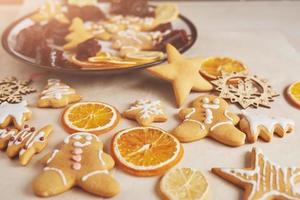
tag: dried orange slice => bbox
[125,51,165,63]
[62,102,120,135]
[155,4,179,24]
[160,168,209,200]
[287,81,300,107]
[200,57,248,80]
[111,127,183,176]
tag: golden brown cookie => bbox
[173,95,246,147]
[123,99,167,126]
[38,79,81,108]
[32,132,120,197]
[0,101,31,130]
[0,125,52,166]
[64,17,94,50]
[147,44,213,107]
[239,111,295,143]
[212,148,300,200]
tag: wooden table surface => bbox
[0,1,300,200]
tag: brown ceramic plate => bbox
[2,6,197,75]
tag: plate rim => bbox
[1,6,198,74]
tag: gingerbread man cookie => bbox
[239,111,295,143]
[38,79,81,108]
[123,99,167,126]
[212,148,300,200]
[33,132,120,197]
[173,95,246,147]
[0,125,52,166]
[0,100,31,130]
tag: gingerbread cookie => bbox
[0,76,36,104]
[239,111,295,143]
[123,99,167,126]
[31,1,69,24]
[33,132,120,197]
[0,101,31,130]
[64,17,93,50]
[38,79,81,108]
[0,125,52,166]
[147,44,213,107]
[212,148,300,200]
[173,95,246,147]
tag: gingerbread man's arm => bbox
[227,112,240,125]
[178,108,195,120]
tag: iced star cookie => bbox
[239,111,295,143]
[38,79,81,108]
[212,148,300,200]
[0,101,31,130]
[111,127,183,176]
[32,132,120,197]
[123,99,167,126]
[160,168,209,200]
[173,95,246,147]
[147,44,213,107]
[0,125,52,166]
[62,102,120,135]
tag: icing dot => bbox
[72,148,83,155]
[72,163,81,171]
[85,135,93,141]
[72,135,82,140]
[71,155,82,162]
[213,98,220,105]
[202,98,209,104]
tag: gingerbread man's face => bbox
[63,133,102,149]
[193,96,228,112]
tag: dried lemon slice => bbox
[287,81,300,108]
[125,51,165,62]
[62,102,120,135]
[155,4,179,24]
[111,127,183,176]
[200,57,248,80]
[160,168,209,200]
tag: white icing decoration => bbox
[8,126,33,146]
[202,98,220,125]
[73,141,91,148]
[64,132,98,144]
[82,170,109,182]
[185,108,195,119]
[242,111,295,136]
[220,148,300,200]
[0,101,30,126]
[44,167,67,186]
[98,150,105,166]
[210,121,233,131]
[0,129,16,138]
[46,149,59,164]
[40,79,75,100]
[204,108,213,124]
[126,100,164,119]
[19,131,46,156]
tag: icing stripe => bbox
[210,121,233,131]
[82,170,109,182]
[46,149,59,164]
[44,167,67,186]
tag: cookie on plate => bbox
[38,79,81,108]
[173,95,246,147]
[32,132,120,197]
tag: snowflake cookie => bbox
[211,72,279,109]
[212,148,300,200]
[0,77,36,104]
[123,99,168,126]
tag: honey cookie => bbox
[147,44,213,107]
[173,95,246,147]
[0,101,31,130]
[239,111,295,143]
[160,168,209,200]
[38,79,81,108]
[32,132,120,197]
[111,127,183,176]
[212,148,300,200]
[0,125,52,166]
[123,99,167,126]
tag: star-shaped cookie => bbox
[212,148,300,200]
[147,44,213,107]
[123,99,167,126]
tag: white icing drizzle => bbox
[0,101,30,126]
[73,141,91,148]
[185,108,195,119]
[19,131,46,156]
[81,170,109,182]
[40,79,75,100]
[46,149,59,164]
[98,150,105,166]
[219,148,300,200]
[44,167,67,186]
[64,132,98,144]
[126,99,164,119]
[8,126,33,146]
[201,98,220,125]
[184,119,205,131]
[0,129,16,138]
[210,121,233,131]
[242,111,295,136]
